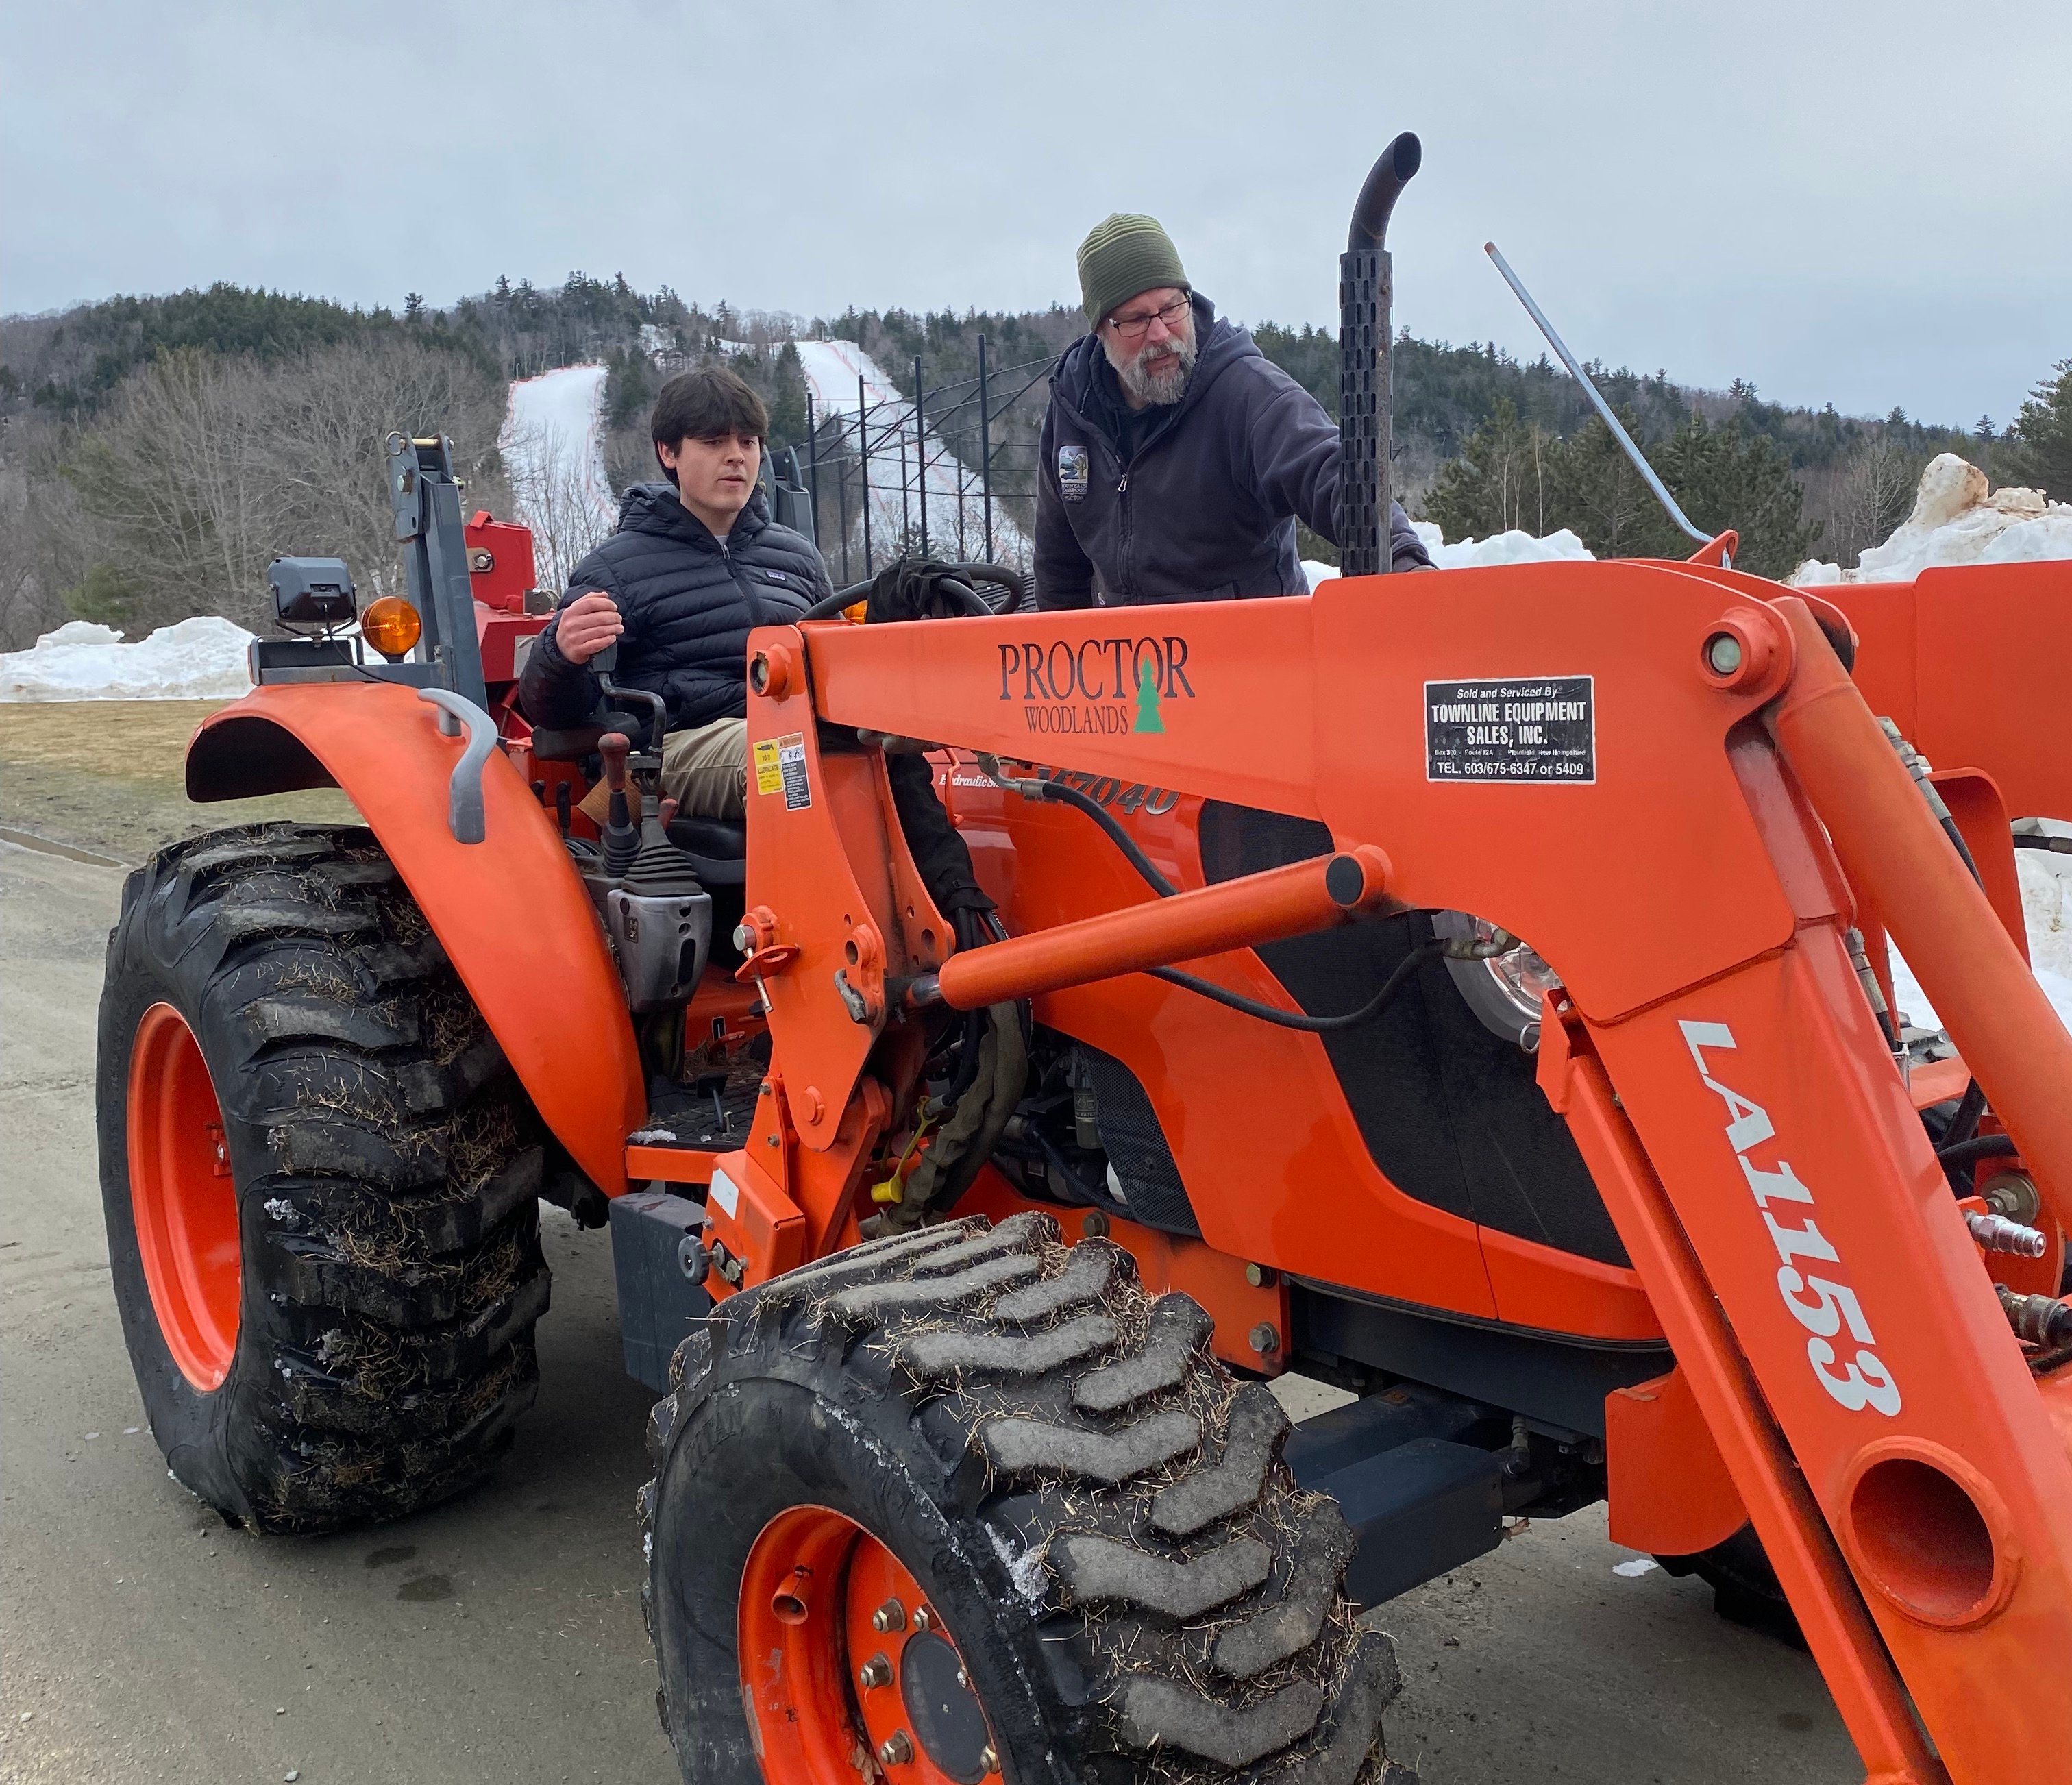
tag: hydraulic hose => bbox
[1149,939,1442,1034]
[1941,1077,1988,1150]
[1034,778,1180,898]
[1936,1133,2018,1170]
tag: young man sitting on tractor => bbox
[519,364,834,817]
[1035,212,1432,609]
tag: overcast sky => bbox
[7,0,2067,427]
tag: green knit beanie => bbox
[1076,214,1189,328]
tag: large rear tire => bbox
[96,823,549,1532]
[642,1211,1414,1784]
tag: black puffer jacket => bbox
[519,481,832,733]
[1035,293,1429,608]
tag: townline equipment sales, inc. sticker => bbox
[753,733,813,809]
[1424,677,1595,783]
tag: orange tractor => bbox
[99,135,2072,1785]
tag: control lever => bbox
[599,732,640,876]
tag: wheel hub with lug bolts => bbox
[739,1507,999,1783]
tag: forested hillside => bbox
[2,274,2064,646]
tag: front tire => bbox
[642,1211,1414,1784]
[97,824,549,1532]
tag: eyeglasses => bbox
[1103,293,1190,343]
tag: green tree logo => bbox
[1132,660,1166,733]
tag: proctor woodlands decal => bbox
[997,635,1196,737]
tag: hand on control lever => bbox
[554,592,623,665]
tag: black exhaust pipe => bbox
[1337,132,1421,577]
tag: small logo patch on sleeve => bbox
[1057,444,1090,502]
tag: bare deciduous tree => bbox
[504,418,617,595]
[1805,437,1923,569]
[45,336,511,637]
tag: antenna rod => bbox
[1483,242,1714,552]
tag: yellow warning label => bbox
[753,738,783,796]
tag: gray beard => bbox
[1113,336,1196,407]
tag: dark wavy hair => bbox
[650,365,768,484]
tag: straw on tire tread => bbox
[641,1211,1414,1784]
[97,822,548,1533]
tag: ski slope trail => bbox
[780,339,1031,567]
[502,364,617,589]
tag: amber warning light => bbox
[360,596,423,661]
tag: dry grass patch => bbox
[0,699,357,862]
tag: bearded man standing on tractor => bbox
[1035,213,1431,609]
[519,364,833,819]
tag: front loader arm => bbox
[744,562,2072,1785]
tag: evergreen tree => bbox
[604,345,657,431]
[1649,415,1822,578]
[1546,409,1688,560]
[2000,358,2072,502]
[63,561,145,628]
[1423,399,1556,541]
[769,341,809,448]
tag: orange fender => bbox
[186,682,641,1196]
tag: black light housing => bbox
[269,556,358,634]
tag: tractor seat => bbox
[527,715,642,763]
[667,815,747,887]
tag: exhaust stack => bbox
[1337,132,1422,577]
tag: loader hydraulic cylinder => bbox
[911,846,1392,1011]
[1766,598,2072,1217]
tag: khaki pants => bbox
[577,717,748,824]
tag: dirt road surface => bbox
[1,833,1862,1784]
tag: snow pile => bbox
[1793,454,2072,586]
[0,617,254,702]
[1303,523,1594,589]
[1891,850,2072,1037]
[1411,521,1595,570]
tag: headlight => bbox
[268,556,357,634]
[1432,910,1561,1052]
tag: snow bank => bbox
[1303,524,1594,589]
[1411,521,1595,569]
[1792,454,2072,585]
[1891,850,2072,1037]
[0,617,254,702]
